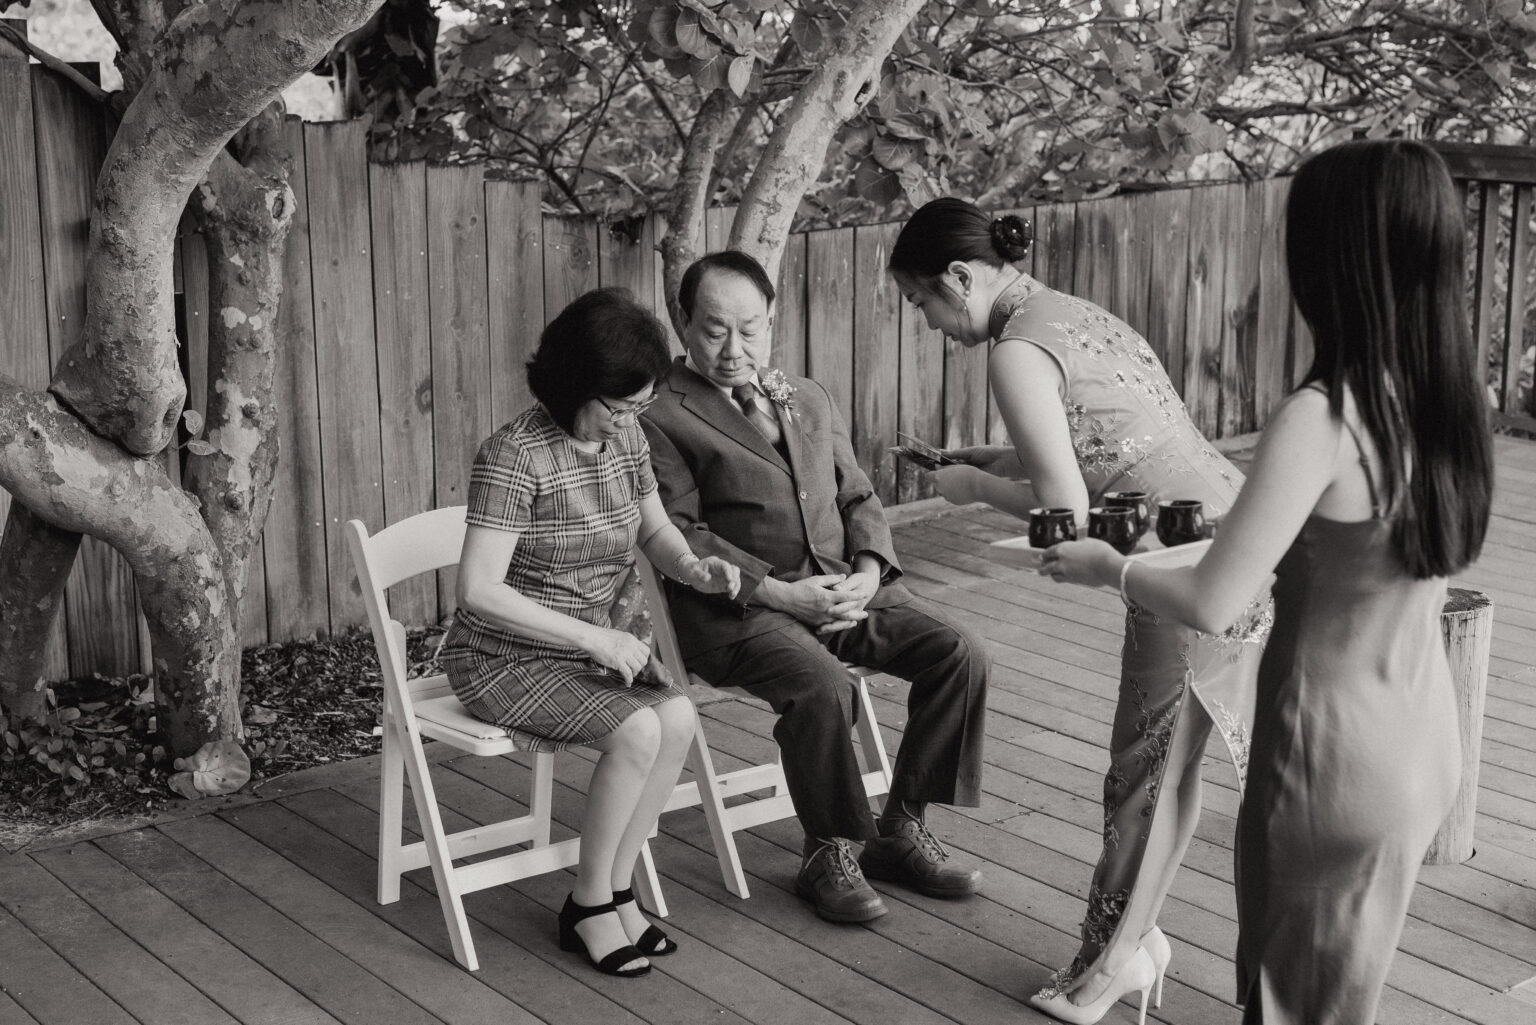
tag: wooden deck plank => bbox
[229,797,645,1025]
[157,814,537,1025]
[93,830,442,1025]
[0,854,237,1025]
[28,842,341,1025]
[2,440,1530,1025]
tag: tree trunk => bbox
[0,506,79,722]
[730,0,930,283]
[0,0,384,766]
[659,89,737,334]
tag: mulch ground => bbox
[0,627,443,850]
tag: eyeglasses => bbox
[597,395,657,424]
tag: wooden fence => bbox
[3,37,1533,680]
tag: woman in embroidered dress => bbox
[440,288,740,978]
[1043,140,1490,1024]
[889,198,1271,1023]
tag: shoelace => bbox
[905,817,950,861]
[811,838,864,883]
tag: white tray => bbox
[986,536,1214,571]
[1126,537,1213,568]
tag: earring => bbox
[963,284,972,300]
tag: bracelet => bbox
[672,551,700,584]
[1118,559,1138,608]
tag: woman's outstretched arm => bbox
[1044,388,1343,633]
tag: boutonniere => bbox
[760,368,797,414]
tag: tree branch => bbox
[659,88,737,332]
[0,21,110,105]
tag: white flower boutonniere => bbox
[760,368,797,414]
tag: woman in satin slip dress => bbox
[889,199,1272,1024]
[1043,139,1493,1023]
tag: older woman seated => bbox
[439,287,739,978]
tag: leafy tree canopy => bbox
[365,0,1535,224]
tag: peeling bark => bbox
[0,506,80,723]
[50,0,382,456]
[0,378,239,751]
[730,0,929,283]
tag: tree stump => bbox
[1424,587,1494,866]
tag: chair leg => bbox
[530,752,555,847]
[686,723,752,898]
[377,720,406,905]
[632,840,668,918]
[398,730,480,971]
[853,677,894,795]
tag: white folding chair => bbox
[635,553,894,898]
[347,507,665,971]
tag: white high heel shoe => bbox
[1140,926,1171,1009]
[1028,946,1157,1025]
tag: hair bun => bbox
[990,215,1034,261]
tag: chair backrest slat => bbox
[347,509,469,728]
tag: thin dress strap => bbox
[1339,418,1383,519]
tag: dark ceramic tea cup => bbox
[1088,506,1140,555]
[1156,499,1206,547]
[1028,507,1078,548]
[1103,490,1151,539]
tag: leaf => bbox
[854,156,903,206]
[727,54,754,97]
[872,135,922,171]
[676,10,718,61]
[185,440,216,457]
[181,409,204,436]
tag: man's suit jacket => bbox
[640,358,911,659]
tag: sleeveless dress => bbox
[989,276,1273,1000]
[440,405,674,752]
[1237,423,1460,1023]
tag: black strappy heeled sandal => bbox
[557,894,651,977]
[613,885,678,956]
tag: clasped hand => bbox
[773,571,879,634]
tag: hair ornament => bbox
[989,215,1034,261]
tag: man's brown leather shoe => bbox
[859,817,982,898]
[795,838,888,923]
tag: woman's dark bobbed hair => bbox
[890,197,1033,280]
[525,287,672,433]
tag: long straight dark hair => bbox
[1286,139,1492,578]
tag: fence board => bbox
[1071,198,1116,314]
[263,118,329,642]
[368,161,435,627]
[485,180,543,424]
[1034,202,1076,294]
[806,228,856,424]
[428,164,493,618]
[597,214,654,301]
[1219,183,1262,436]
[1144,188,1192,389]
[542,215,598,321]
[1470,183,1500,399]
[898,291,945,504]
[305,120,384,632]
[852,223,901,505]
[31,63,140,678]
[1182,184,1229,435]
[775,230,807,377]
[1117,192,1158,341]
[1499,186,1531,416]
[1253,178,1292,425]
[0,25,67,677]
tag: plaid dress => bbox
[440,405,674,750]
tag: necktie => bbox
[731,383,783,448]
